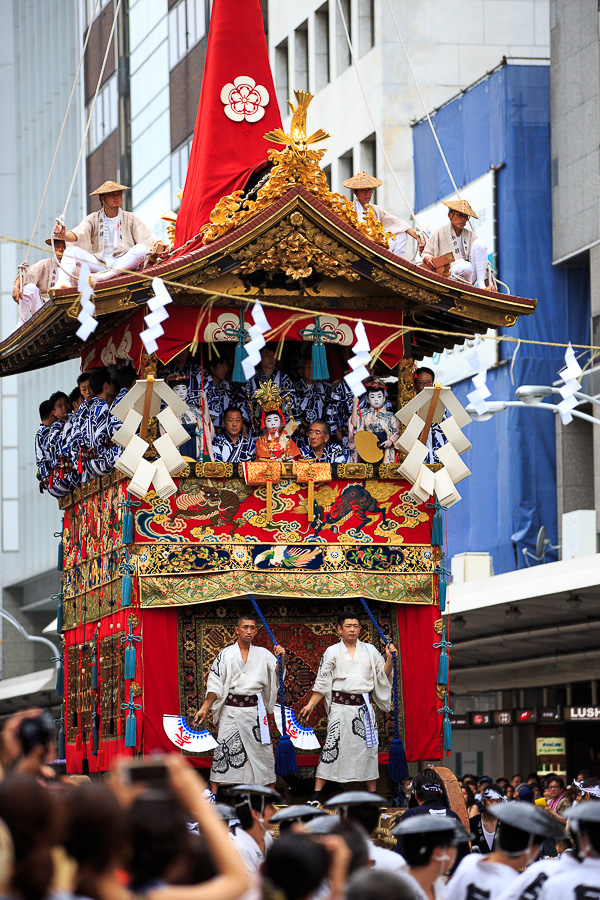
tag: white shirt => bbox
[538,856,600,900]
[230,828,273,876]
[403,871,447,900]
[496,853,580,900]
[447,853,519,900]
[103,214,119,265]
[368,841,406,871]
[483,823,496,851]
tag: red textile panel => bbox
[82,306,404,372]
[396,602,442,761]
[173,0,282,251]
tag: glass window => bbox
[83,0,112,30]
[171,138,192,208]
[129,0,167,50]
[131,109,170,182]
[86,74,119,154]
[339,150,354,199]
[358,0,374,55]
[336,0,351,74]
[275,39,289,117]
[295,22,309,93]
[361,135,376,201]
[315,3,330,91]
[130,42,169,119]
[168,0,206,69]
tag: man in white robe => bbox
[300,610,395,800]
[422,198,490,289]
[194,615,285,796]
[343,171,424,258]
[12,237,66,323]
[53,180,169,288]
[227,784,281,876]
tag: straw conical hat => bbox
[442,198,478,218]
[89,180,130,196]
[343,171,383,190]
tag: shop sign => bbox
[470,712,492,727]
[536,737,566,756]
[493,711,513,726]
[450,715,468,729]
[539,707,563,722]
[564,707,600,720]
[515,708,537,724]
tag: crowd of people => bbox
[0,708,597,900]
[34,341,443,496]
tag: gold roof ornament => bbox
[201,90,395,249]
[264,90,330,152]
[89,180,130,196]
[343,171,383,190]
[442,198,479,219]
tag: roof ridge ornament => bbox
[198,90,395,249]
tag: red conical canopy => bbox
[173,0,283,252]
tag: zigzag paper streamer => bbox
[140,277,173,355]
[75,263,98,341]
[344,319,371,397]
[163,715,218,752]
[241,300,271,380]
[274,705,321,750]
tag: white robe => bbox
[538,856,600,900]
[207,643,279,785]
[313,640,391,783]
[354,200,410,257]
[447,854,518,900]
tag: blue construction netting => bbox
[413,64,590,574]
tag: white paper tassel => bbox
[75,264,98,341]
[241,301,271,380]
[344,320,371,397]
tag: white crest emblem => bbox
[220,75,269,122]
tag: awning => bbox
[81,306,405,372]
[0,668,56,701]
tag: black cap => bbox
[305,813,340,834]
[567,803,600,826]
[325,791,386,810]
[270,805,329,825]
[393,815,457,838]
[225,784,284,804]
[490,802,564,840]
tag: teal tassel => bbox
[55,660,64,696]
[125,714,136,748]
[119,553,135,608]
[55,523,64,571]
[311,316,329,380]
[438,579,447,612]
[122,621,141,680]
[58,725,65,759]
[122,512,134,545]
[434,627,451,685]
[438,698,453,756]
[91,646,98,690]
[57,600,63,633]
[233,311,248,383]
[121,687,142,750]
[92,702,99,756]
[443,716,452,753]
[388,737,409,781]
[275,733,298,777]
[431,512,443,546]
[121,575,132,607]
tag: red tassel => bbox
[75,733,82,751]
[97,749,106,769]
[78,449,83,474]
[117,717,123,736]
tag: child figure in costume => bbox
[165,375,214,461]
[252,381,301,461]
[349,378,399,464]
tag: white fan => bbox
[274,705,321,750]
[163,715,218,752]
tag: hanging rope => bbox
[59,0,123,232]
[21,0,101,272]
[248,594,298,776]
[358,597,408,781]
[384,0,460,197]
[334,0,420,225]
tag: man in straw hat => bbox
[12,236,66,323]
[343,171,424,257]
[422,198,490,289]
[53,181,169,288]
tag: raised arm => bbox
[148,756,248,900]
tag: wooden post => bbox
[139,375,155,441]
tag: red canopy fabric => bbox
[82,307,404,372]
[173,0,283,252]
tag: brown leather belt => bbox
[333,691,366,706]
[225,694,258,708]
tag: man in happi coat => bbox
[12,237,66,324]
[344,171,424,257]
[300,610,395,801]
[193,614,286,797]
[53,180,169,288]
[422,198,490,289]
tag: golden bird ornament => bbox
[264,90,330,151]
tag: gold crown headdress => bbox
[253,380,286,427]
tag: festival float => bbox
[0,3,537,786]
